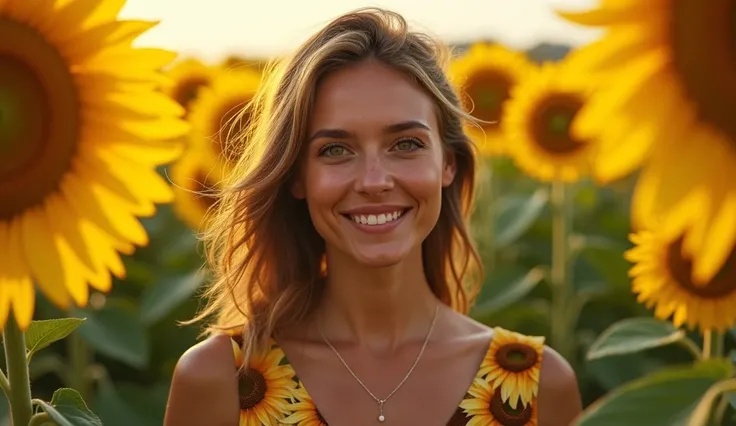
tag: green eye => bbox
[395,138,423,151]
[320,144,348,157]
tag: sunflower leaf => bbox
[587,318,690,361]
[574,359,734,426]
[139,269,206,325]
[35,388,102,426]
[73,303,150,369]
[24,318,86,362]
[470,266,546,317]
[494,188,549,248]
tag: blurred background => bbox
[1,0,735,425]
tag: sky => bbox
[119,0,602,62]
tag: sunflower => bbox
[188,68,262,172]
[162,57,214,115]
[478,328,544,409]
[625,229,736,333]
[0,0,187,330]
[449,43,536,156]
[503,62,595,182]
[558,1,736,285]
[459,377,538,426]
[169,151,223,231]
[282,383,329,426]
[231,338,298,425]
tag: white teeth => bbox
[350,210,404,226]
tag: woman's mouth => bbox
[346,208,407,226]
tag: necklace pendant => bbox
[378,415,385,422]
[378,400,385,422]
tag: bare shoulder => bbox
[164,333,240,426]
[538,345,583,426]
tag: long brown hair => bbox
[188,7,484,362]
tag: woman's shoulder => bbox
[164,333,240,426]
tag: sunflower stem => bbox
[2,315,33,426]
[0,364,9,398]
[28,412,51,426]
[67,331,91,400]
[550,180,575,364]
[701,330,724,360]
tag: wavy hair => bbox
[186,7,484,362]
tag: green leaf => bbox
[494,188,549,248]
[471,266,546,316]
[574,359,733,426]
[140,269,206,325]
[587,318,689,361]
[35,388,102,426]
[24,318,86,361]
[574,235,631,288]
[74,303,150,369]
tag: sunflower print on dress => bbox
[228,326,543,425]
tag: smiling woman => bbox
[164,8,582,426]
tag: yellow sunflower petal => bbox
[20,207,73,309]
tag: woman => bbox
[164,8,582,426]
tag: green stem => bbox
[550,181,575,364]
[0,365,9,398]
[2,315,33,426]
[701,330,724,360]
[677,337,704,360]
[28,412,51,426]
[67,332,90,399]
[712,394,730,426]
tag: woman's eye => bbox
[395,138,423,151]
[320,144,348,157]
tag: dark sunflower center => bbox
[316,408,328,425]
[173,76,209,112]
[463,70,513,129]
[214,99,251,164]
[531,93,585,154]
[666,237,736,298]
[671,0,736,152]
[446,406,470,426]
[238,367,267,410]
[0,18,79,221]
[488,390,533,426]
[495,343,538,373]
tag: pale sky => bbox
[119,0,602,62]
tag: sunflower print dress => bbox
[228,327,544,426]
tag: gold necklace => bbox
[317,304,439,423]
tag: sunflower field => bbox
[1,1,735,425]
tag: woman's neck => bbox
[315,245,440,352]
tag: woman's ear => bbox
[442,149,457,187]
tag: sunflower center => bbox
[670,0,736,152]
[667,237,736,298]
[173,76,209,112]
[316,408,328,425]
[0,18,79,221]
[463,70,513,129]
[495,343,538,373]
[214,99,251,164]
[531,93,585,154]
[239,367,267,410]
[488,390,533,426]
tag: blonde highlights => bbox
[187,8,484,363]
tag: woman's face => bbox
[293,60,455,267]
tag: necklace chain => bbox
[317,304,439,423]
